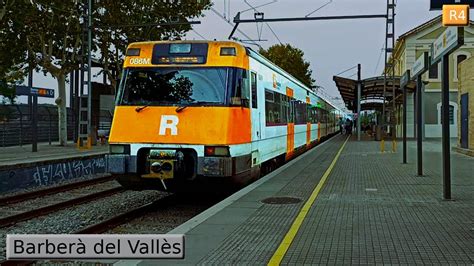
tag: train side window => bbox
[288,99,295,123]
[280,94,288,124]
[265,89,284,126]
[251,72,258,109]
[295,101,307,125]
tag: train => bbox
[106,40,346,191]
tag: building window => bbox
[457,54,467,79]
[428,62,439,79]
[440,104,455,125]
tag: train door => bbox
[286,87,295,160]
[250,71,261,167]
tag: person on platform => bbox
[338,117,344,134]
[345,118,353,135]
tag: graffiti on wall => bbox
[32,157,106,186]
[0,156,107,193]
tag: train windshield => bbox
[117,67,248,107]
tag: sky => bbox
[21,0,440,108]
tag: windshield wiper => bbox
[135,105,149,113]
[175,105,188,113]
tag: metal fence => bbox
[0,104,113,147]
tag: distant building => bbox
[388,15,474,138]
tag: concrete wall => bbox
[458,57,474,150]
[396,91,458,138]
[0,155,107,193]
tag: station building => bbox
[390,16,474,139]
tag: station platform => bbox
[126,134,474,265]
[0,142,108,169]
[0,142,109,193]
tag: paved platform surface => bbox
[0,142,108,168]
[124,134,473,265]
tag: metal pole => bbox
[87,0,93,146]
[382,0,388,129]
[28,96,32,119]
[441,54,451,200]
[402,81,407,164]
[357,64,361,141]
[69,72,74,143]
[413,87,417,138]
[74,69,80,142]
[28,58,37,152]
[390,0,396,150]
[417,75,423,176]
[391,71,396,148]
[48,109,52,145]
[70,71,74,112]
[32,96,38,151]
[234,14,387,23]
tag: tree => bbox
[1,0,84,146]
[259,44,315,88]
[1,0,211,146]
[0,0,29,104]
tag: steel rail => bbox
[0,195,177,266]
[0,175,115,206]
[0,187,124,228]
[76,194,177,234]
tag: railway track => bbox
[0,186,124,228]
[76,194,177,234]
[0,195,177,266]
[0,175,115,206]
[0,176,125,228]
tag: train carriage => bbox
[107,40,344,191]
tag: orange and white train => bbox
[107,40,345,191]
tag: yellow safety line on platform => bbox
[267,136,350,266]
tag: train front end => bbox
[107,41,253,191]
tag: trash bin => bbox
[375,126,382,141]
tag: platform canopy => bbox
[333,75,416,112]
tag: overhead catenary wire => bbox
[374,40,385,75]
[305,0,333,17]
[243,0,283,44]
[228,0,231,22]
[239,0,278,14]
[224,0,227,20]
[266,23,283,44]
[335,65,357,76]
[210,7,260,47]
[192,29,207,40]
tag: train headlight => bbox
[109,144,130,154]
[150,162,162,173]
[204,146,230,157]
[161,162,173,172]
